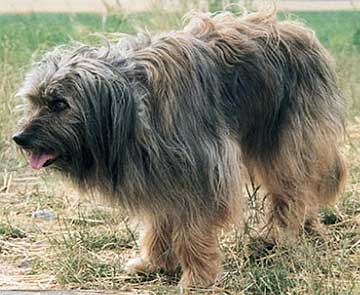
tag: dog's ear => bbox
[115,60,153,146]
[63,58,136,187]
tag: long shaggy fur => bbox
[14,11,347,287]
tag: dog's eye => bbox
[48,99,68,112]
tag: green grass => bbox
[288,11,360,53]
[0,12,182,68]
[0,7,359,294]
[0,222,26,239]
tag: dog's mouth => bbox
[28,152,59,170]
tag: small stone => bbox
[32,209,57,220]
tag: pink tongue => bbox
[29,153,56,170]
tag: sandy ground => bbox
[0,0,359,13]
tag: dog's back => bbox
[183,11,345,152]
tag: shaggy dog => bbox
[13,11,346,288]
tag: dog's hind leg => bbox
[305,150,347,231]
[248,139,346,243]
[314,151,347,206]
[255,168,309,244]
[126,214,177,274]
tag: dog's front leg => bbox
[172,215,220,288]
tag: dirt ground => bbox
[1,0,359,13]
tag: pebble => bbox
[32,209,57,220]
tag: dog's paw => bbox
[125,257,154,274]
[177,270,216,289]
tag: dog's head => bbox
[13,45,139,187]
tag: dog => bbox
[13,11,347,288]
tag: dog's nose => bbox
[12,132,27,146]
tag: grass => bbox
[0,5,359,294]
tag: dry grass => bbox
[0,3,359,294]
